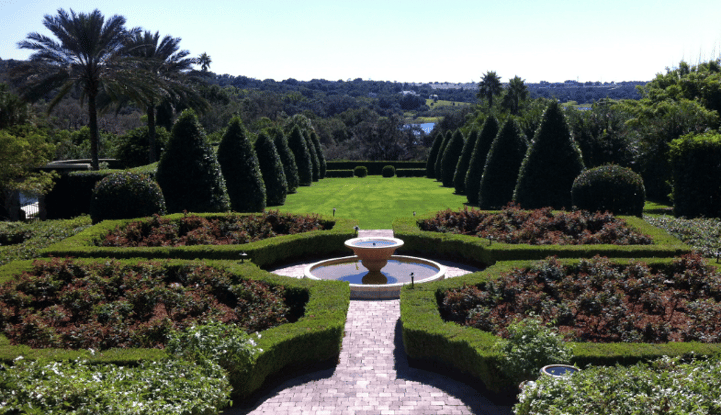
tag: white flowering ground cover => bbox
[515,356,721,415]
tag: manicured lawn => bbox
[273,177,467,229]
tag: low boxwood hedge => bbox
[392,213,691,266]
[41,213,357,267]
[326,161,426,175]
[396,168,427,177]
[325,169,354,178]
[400,258,721,394]
[0,257,350,401]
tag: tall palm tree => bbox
[124,31,207,163]
[502,76,529,115]
[477,71,503,109]
[197,52,212,72]
[15,9,155,170]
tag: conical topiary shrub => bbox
[479,118,528,209]
[453,128,479,194]
[156,110,230,213]
[310,131,327,179]
[426,133,444,178]
[217,117,266,212]
[435,131,453,180]
[255,132,287,206]
[304,130,320,182]
[287,125,312,186]
[465,116,499,205]
[514,101,585,209]
[441,130,465,188]
[269,127,299,194]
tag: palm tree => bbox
[15,9,155,170]
[124,31,207,163]
[477,71,503,109]
[197,52,212,72]
[502,76,529,115]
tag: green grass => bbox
[273,177,466,229]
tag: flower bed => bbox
[99,210,331,247]
[0,258,291,349]
[419,205,651,245]
[441,254,721,344]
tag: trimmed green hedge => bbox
[400,257,721,393]
[0,257,350,401]
[326,161,426,175]
[392,213,690,266]
[396,168,427,177]
[41,213,358,267]
[325,169,354,178]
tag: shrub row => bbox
[41,213,357,267]
[325,169,354,178]
[400,257,721,394]
[396,168,427,177]
[392,213,690,266]
[326,161,426,175]
[0,257,350,400]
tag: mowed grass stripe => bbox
[271,177,467,229]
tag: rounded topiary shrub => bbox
[90,172,166,224]
[382,165,395,177]
[354,166,368,178]
[572,164,645,216]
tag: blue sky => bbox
[1,0,720,84]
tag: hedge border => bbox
[0,257,350,400]
[326,161,426,175]
[40,213,358,267]
[396,168,427,177]
[392,212,691,266]
[325,169,354,178]
[400,257,721,393]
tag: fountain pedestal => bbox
[344,237,404,272]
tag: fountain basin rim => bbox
[304,254,446,291]
[344,237,404,249]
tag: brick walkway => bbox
[223,300,513,415]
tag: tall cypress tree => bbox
[255,132,288,206]
[479,119,528,209]
[304,130,320,182]
[287,125,312,186]
[426,133,444,178]
[156,110,229,213]
[217,117,266,212]
[464,116,499,205]
[269,128,299,194]
[514,101,585,209]
[441,130,465,188]
[310,131,326,179]
[453,128,479,194]
[434,131,453,180]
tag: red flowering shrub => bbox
[419,204,652,245]
[99,210,331,247]
[439,254,721,343]
[0,258,290,349]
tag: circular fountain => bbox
[305,236,446,299]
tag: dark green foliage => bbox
[441,130,465,187]
[254,132,287,206]
[155,110,230,213]
[217,118,266,213]
[453,129,479,194]
[479,119,528,209]
[304,130,320,182]
[90,172,166,224]
[310,131,327,179]
[426,133,444,178]
[354,166,368,177]
[669,132,721,218]
[325,170,354,178]
[465,116,500,205]
[114,126,169,168]
[572,165,645,216]
[269,128,299,194]
[287,126,312,186]
[382,165,396,177]
[434,131,453,180]
[327,161,425,175]
[514,101,585,209]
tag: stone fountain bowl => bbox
[344,237,404,272]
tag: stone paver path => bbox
[224,300,513,415]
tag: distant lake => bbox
[404,122,435,134]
